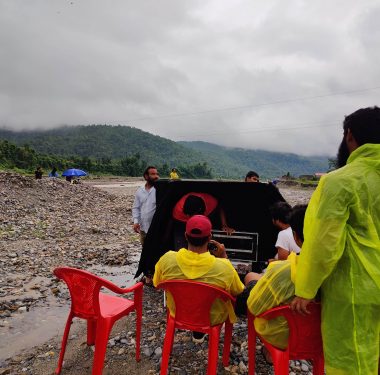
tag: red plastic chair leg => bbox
[160,318,176,375]
[222,322,232,367]
[270,347,290,375]
[247,314,256,375]
[92,319,113,375]
[312,357,325,375]
[207,326,221,375]
[55,312,74,374]
[135,293,143,362]
[87,319,97,345]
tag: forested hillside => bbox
[0,125,330,178]
[0,139,212,178]
[0,125,204,166]
[179,141,329,179]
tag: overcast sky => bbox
[1,0,379,156]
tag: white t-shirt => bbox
[275,226,301,257]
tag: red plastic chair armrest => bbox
[100,280,144,295]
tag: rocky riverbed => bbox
[0,173,314,375]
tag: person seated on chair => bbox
[172,192,234,250]
[234,205,307,361]
[153,214,244,342]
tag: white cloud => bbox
[0,0,379,156]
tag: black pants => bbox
[235,280,258,317]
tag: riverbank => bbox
[0,172,314,374]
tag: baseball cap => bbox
[185,215,212,238]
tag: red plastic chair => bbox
[53,267,143,375]
[157,280,236,375]
[248,303,324,375]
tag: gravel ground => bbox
[0,173,315,375]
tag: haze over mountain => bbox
[1,1,379,157]
[179,141,329,179]
[0,125,330,179]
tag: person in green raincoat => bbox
[291,106,380,374]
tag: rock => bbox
[143,347,153,357]
[301,362,309,371]
[154,347,162,357]
[230,364,239,373]
[239,360,247,373]
[50,287,60,296]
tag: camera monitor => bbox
[211,230,259,265]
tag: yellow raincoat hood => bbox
[175,249,217,279]
[153,248,244,325]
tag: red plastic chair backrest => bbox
[157,279,235,329]
[258,303,323,357]
[54,267,123,319]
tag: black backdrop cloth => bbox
[135,179,285,278]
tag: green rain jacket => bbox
[296,143,380,375]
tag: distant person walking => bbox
[291,107,380,374]
[132,166,160,246]
[48,167,59,178]
[34,166,43,179]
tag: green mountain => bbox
[0,125,204,166]
[179,141,329,179]
[0,125,329,179]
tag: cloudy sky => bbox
[1,0,379,156]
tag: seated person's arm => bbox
[219,207,235,235]
[276,247,290,260]
[208,239,228,258]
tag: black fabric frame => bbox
[135,179,285,277]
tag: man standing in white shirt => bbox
[132,166,159,246]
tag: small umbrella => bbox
[62,168,87,177]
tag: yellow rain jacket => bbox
[169,171,179,180]
[296,144,380,375]
[247,253,298,349]
[153,248,244,324]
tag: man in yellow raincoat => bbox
[291,106,380,374]
[153,214,244,340]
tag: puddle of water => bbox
[89,264,139,289]
[0,298,69,363]
[0,262,140,363]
